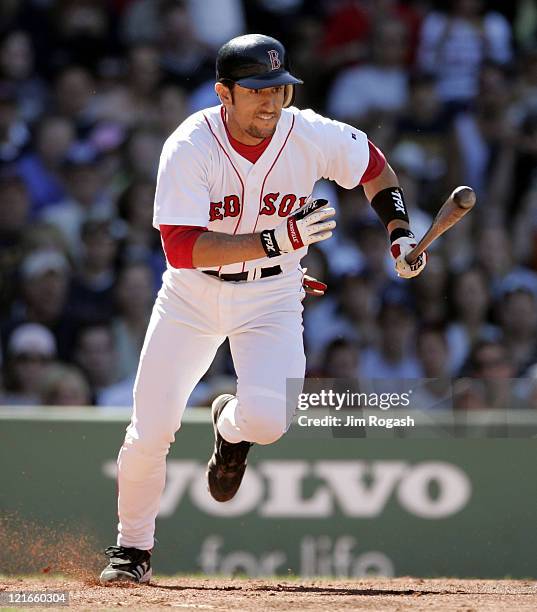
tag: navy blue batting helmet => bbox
[216,34,302,107]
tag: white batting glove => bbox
[260,198,336,257]
[390,234,427,279]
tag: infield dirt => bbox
[1,576,537,611]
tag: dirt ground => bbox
[1,517,536,610]
[1,576,537,611]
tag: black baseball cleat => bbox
[99,545,152,585]
[207,394,253,502]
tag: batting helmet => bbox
[216,34,303,108]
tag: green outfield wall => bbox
[1,408,536,578]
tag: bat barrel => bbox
[404,186,476,265]
[452,186,476,209]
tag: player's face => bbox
[225,84,285,144]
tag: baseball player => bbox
[100,34,426,585]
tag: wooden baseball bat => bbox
[405,186,476,264]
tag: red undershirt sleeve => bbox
[359,140,387,184]
[160,224,208,269]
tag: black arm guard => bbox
[370,187,409,228]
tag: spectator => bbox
[158,0,214,92]
[316,0,371,75]
[360,283,421,381]
[16,115,74,214]
[466,340,516,381]
[417,0,512,111]
[453,62,515,200]
[417,326,451,380]
[0,81,31,164]
[187,0,245,49]
[111,260,154,380]
[520,362,537,410]
[412,325,453,411]
[455,339,518,410]
[2,248,75,361]
[327,20,410,134]
[40,142,112,255]
[73,322,121,404]
[87,121,129,203]
[312,184,364,278]
[157,83,188,138]
[21,221,72,261]
[367,1,423,64]
[40,363,91,406]
[0,170,30,317]
[304,271,378,371]
[1,323,57,405]
[124,43,162,112]
[51,0,113,72]
[498,287,537,375]
[510,48,537,126]
[121,126,162,181]
[446,267,500,373]
[317,0,421,75]
[120,0,162,46]
[53,65,97,138]
[116,178,165,288]
[96,372,136,407]
[507,112,537,223]
[353,218,393,289]
[0,30,47,123]
[389,73,453,196]
[67,218,122,324]
[116,178,158,257]
[318,337,360,379]
[474,224,528,291]
[412,253,449,326]
[513,183,537,272]
[93,44,163,128]
[513,0,537,50]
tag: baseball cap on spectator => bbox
[21,249,69,280]
[496,269,537,300]
[8,323,57,358]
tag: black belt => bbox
[203,265,282,282]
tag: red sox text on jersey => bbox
[210,193,309,221]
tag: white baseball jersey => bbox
[153,105,370,274]
[118,104,373,551]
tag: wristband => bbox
[260,229,281,258]
[371,187,409,228]
[389,227,415,243]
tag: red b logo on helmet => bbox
[267,50,281,70]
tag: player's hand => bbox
[260,198,336,257]
[390,234,427,279]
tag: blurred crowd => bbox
[1,0,537,410]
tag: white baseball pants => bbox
[116,267,306,549]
